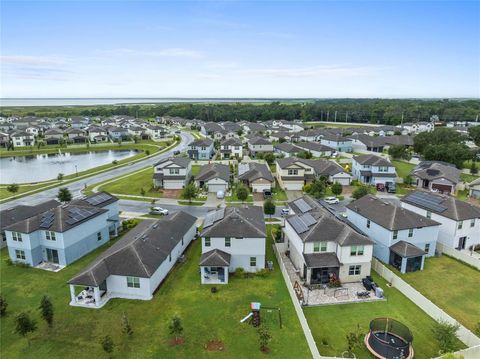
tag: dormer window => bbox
[45,231,56,241]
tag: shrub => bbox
[352,185,370,199]
[112,160,118,165]
[145,149,151,156]
[255,269,270,278]
[331,182,343,195]
[432,320,461,354]
[235,267,245,276]
[122,219,139,231]
[0,295,7,316]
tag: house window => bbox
[97,232,102,241]
[204,237,211,247]
[350,245,364,256]
[169,253,172,262]
[201,146,206,151]
[12,232,23,242]
[348,265,361,275]
[313,241,327,252]
[408,228,413,237]
[225,237,231,247]
[126,276,140,288]
[181,237,184,245]
[426,211,431,219]
[288,169,298,175]
[169,168,180,175]
[366,220,370,228]
[458,221,463,230]
[250,257,257,267]
[393,230,398,240]
[45,231,56,241]
[425,243,430,253]
[15,250,26,260]
[471,219,476,228]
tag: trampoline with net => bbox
[364,317,414,359]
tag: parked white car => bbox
[151,207,169,215]
[324,196,339,205]
[281,208,290,216]
[216,190,225,199]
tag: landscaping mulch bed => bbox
[169,337,185,346]
[204,339,225,351]
[162,189,182,199]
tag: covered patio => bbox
[199,249,231,285]
[389,241,426,273]
[69,283,109,309]
[303,252,340,285]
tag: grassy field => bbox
[0,226,310,359]
[97,167,163,198]
[460,172,480,183]
[304,272,465,358]
[391,160,415,179]
[399,255,480,332]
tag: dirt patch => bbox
[162,189,182,199]
[169,337,185,346]
[260,346,271,354]
[204,339,225,351]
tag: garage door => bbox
[284,181,304,191]
[252,183,271,193]
[208,183,227,193]
[333,177,351,186]
[431,183,453,194]
[164,180,185,189]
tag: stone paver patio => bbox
[280,251,385,306]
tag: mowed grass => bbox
[0,226,310,359]
[391,160,415,179]
[400,255,480,332]
[304,273,465,358]
[99,167,163,198]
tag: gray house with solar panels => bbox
[4,192,120,269]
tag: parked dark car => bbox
[173,150,180,155]
[263,189,272,199]
[385,181,396,193]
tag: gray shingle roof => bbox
[295,142,335,153]
[248,136,271,145]
[238,163,274,183]
[353,154,393,167]
[401,190,480,221]
[390,241,426,258]
[153,156,191,168]
[347,194,440,231]
[287,196,372,246]
[189,138,213,147]
[221,138,242,146]
[304,252,340,268]
[274,142,302,153]
[68,211,197,286]
[412,161,461,184]
[201,206,266,238]
[196,163,230,182]
[0,200,60,232]
[276,157,348,177]
[199,249,231,266]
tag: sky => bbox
[1,1,479,98]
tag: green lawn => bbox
[272,187,287,202]
[191,165,201,177]
[304,272,465,358]
[98,167,163,198]
[0,225,310,358]
[460,173,480,183]
[226,184,254,203]
[399,255,480,332]
[391,160,415,179]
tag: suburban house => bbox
[44,128,65,144]
[187,138,214,160]
[352,154,397,185]
[469,177,480,199]
[4,192,120,269]
[298,129,323,142]
[274,142,302,158]
[276,157,351,191]
[199,206,266,284]
[0,200,60,248]
[346,195,440,273]
[220,138,243,159]
[295,142,335,157]
[397,122,434,134]
[401,191,480,251]
[107,127,129,141]
[145,125,169,139]
[153,157,192,189]
[10,131,35,147]
[349,134,386,153]
[320,134,352,153]
[238,162,275,193]
[87,126,109,142]
[411,161,461,194]
[247,137,274,157]
[195,163,230,193]
[283,196,374,285]
[65,128,87,143]
[68,212,197,308]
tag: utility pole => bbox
[334,111,337,122]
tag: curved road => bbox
[0,132,194,210]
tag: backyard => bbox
[0,225,310,359]
[391,160,415,179]
[399,255,480,332]
[304,272,465,358]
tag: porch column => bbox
[224,268,229,284]
[94,287,101,304]
[200,267,205,284]
[420,255,426,270]
[69,285,76,303]
[400,258,407,274]
[305,268,311,285]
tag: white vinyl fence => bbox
[435,345,480,359]
[372,259,480,348]
[436,243,480,270]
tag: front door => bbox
[458,237,467,250]
[46,248,59,264]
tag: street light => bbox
[75,165,78,177]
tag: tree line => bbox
[1,99,479,124]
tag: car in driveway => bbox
[324,196,339,204]
[281,208,290,216]
[151,207,169,215]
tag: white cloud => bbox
[0,55,65,66]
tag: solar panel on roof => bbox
[300,213,316,227]
[85,193,111,206]
[294,198,312,213]
[66,207,99,224]
[406,192,447,213]
[289,216,309,234]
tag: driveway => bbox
[204,193,224,207]
[286,191,303,201]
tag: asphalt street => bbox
[0,132,193,210]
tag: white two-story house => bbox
[220,138,243,159]
[152,157,192,189]
[68,211,197,308]
[199,206,266,284]
[352,154,397,185]
[346,195,441,273]
[247,137,274,157]
[283,196,374,284]
[320,134,352,153]
[401,191,480,252]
